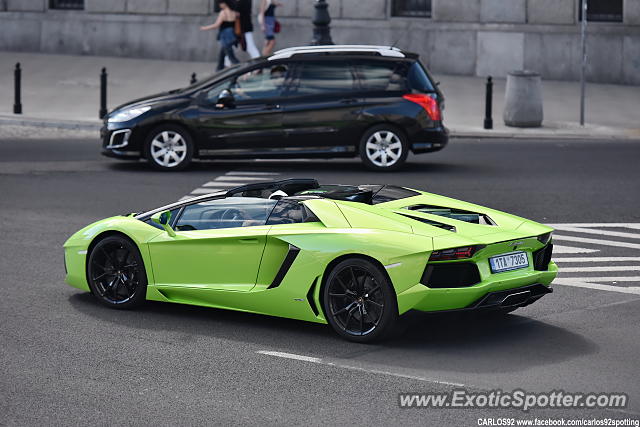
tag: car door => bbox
[147,197,277,293]
[279,60,366,153]
[190,63,293,154]
[255,199,324,290]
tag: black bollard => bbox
[483,76,493,130]
[99,67,108,119]
[190,72,197,85]
[14,63,22,114]
[311,0,334,45]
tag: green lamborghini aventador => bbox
[64,179,557,342]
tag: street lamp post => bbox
[311,0,334,45]
[580,0,587,126]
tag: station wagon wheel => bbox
[87,236,147,309]
[359,125,408,172]
[323,258,398,342]
[145,124,194,171]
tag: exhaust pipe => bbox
[500,290,532,307]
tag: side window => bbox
[289,62,356,96]
[355,61,408,92]
[174,198,277,231]
[266,200,321,225]
[229,64,290,101]
[407,62,436,92]
[205,79,232,103]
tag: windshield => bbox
[179,58,267,94]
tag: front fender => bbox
[63,216,164,292]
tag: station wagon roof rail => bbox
[268,45,405,60]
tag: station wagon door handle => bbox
[340,98,358,104]
[264,103,281,110]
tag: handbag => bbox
[274,20,281,34]
[234,16,242,37]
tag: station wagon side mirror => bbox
[151,210,176,237]
[216,89,235,109]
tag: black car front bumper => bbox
[101,124,142,159]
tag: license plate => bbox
[489,251,529,273]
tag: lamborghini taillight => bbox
[429,245,484,261]
[537,232,553,244]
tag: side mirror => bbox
[216,89,235,109]
[151,210,176,237]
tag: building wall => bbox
[1,0,639,84]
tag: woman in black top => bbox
[200,0,240,71]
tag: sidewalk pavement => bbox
[1,51,639,139]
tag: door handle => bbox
[340,98,357,104]
[264,103,281,110]
[238,238,259,244]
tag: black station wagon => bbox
[102,45,448,171]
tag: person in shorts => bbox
[259,0,282,56]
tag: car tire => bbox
[144,124,193,171]
[322,258,398,343]
[87,235,148,309]
[358,125,409,172]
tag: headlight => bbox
[108,106,151,123]
[537,232,552,244]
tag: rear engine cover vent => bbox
[405,205,496,225]
[397,213,456,232]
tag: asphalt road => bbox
[1,131,640,426]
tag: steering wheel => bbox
[220,208,250,222]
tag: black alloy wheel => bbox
[87,236,147,309]
[323,258,398,342]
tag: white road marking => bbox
[553,234,640,250]
[183,170,281,199]
[553,245,599,254]
[201,181,248,187]
[226,171,280,176]
[554,257,640,263]
[547,223,640,229]
[257,351,321,363]
[552,226,640,240]
[559,276,640,282]
[548,223,640,293]
[553,279,640,295]
[257,350,466,387]
[559,266,640,273]
[215,176,273,181]
[190,188,227,195]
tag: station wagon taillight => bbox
[403,93,442,121]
